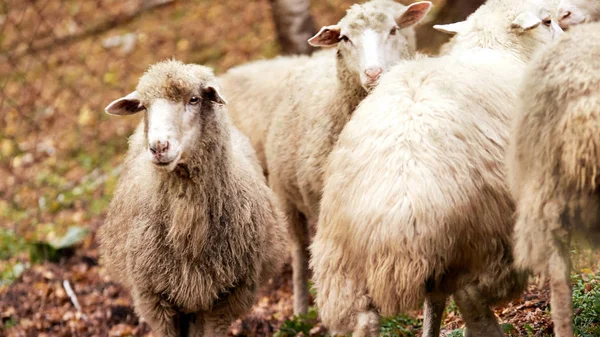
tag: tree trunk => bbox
[415,0,485,54]
[270,0,317,55]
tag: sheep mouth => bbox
[153,160,180,173]
[150,156,176,168]
[152,152,183,172]
[363,82,379,92]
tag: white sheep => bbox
[508,22,600,337]
[557,0,600,28]
[218,53,323,175]
[99,60,287,337]
[310,0,563,336]
[219,0,430,179]
[262,0,432,315]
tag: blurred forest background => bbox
[1,0,599,336]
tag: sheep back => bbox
[312,51,527,323]
[265,52,367,219]
[219,51,332,174]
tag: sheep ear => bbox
[205,85,227,105]
[433,21,468,35]
[396,1,432,28]
[105,91,144,116]
[511,12,541,32]
[308,25,341,47]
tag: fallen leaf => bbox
[78,106,96,127]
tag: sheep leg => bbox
[453,288,503,337]
[549,247,574,337]
[132,290,179,337]
[285,202,311,315]
[203,313,231,337]
[174,312,196,337]
[352,311,380,337]
[188,314,205,337]
[422,292,447,337]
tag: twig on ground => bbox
[63,279,89,321]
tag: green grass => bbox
[523,324,537,337]
[273,310,422,337]
[3,317,18,329]
[501,323,520,337]
[0,226,89,286]
[446,299,459,316]
[0,229,26,261]
[380,314,421,337]
[270,275,600,337]
[0,229,29,287]
[447,329,463,337]
[274,307,320,337]
[572,271,600,336]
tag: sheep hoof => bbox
[353,311,380,337]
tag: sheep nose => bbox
[149,140,169,156]
[365,67,383,81]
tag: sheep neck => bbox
[335,50,368,120]
[156,117,235,260]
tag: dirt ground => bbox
[0,221,557,337]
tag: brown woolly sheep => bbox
[99,60,287,337]
[508,22,600,337]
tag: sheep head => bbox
[105,60,226,172]
[557,0,600,29]
[434,0,563,59]
[308,0,432,91]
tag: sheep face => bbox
[557,0,600,28]
[507,5,563,47]
[434,0,563,57]
[142,94,204,170]
[308,0,432,91]
[105,61,226,171]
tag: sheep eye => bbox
[390,27,398,36]
[543,18,552,26]
[189,96,200,105]
[340,35,350,43]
